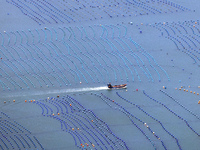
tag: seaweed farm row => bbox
[0,25,170,91]
[3,88,197,149]
[0,112,44,150]
[149,19,200,64]
[6,0,190,25]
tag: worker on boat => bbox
[107,83,127,89]
[107,83,113,88]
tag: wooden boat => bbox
[107,83,127,89]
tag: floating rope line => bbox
[151,20,200,65]
[31,95,128,149]
[143,90,200,136]
[116,91,183,150]
[0,112,44,149]
[160,90,200,120]
[98,93,157,150]
[6,0,190,25]
[0,25,170,91]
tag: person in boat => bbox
[107,83,127,89]
[107,83,113,88]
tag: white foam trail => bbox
[3,86,109,98]
[50,86,109,94]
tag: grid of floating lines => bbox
[27,89,200,150]
[149,20,200,64]
[1,0,198,150]
[0,112,44,150]
[6,0,191,25]
[0,25,170,91]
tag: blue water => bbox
[1,0,200,150]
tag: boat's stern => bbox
[107,83,113,89]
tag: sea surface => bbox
[1,0,200,149]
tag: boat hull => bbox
[107,84,127,89]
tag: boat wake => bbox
[3,86,109,98]
[57,86,109,94]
